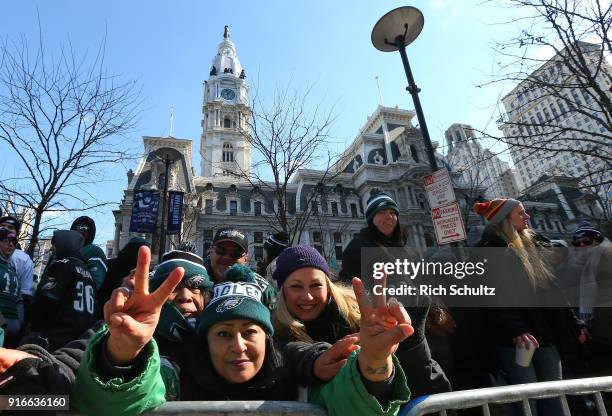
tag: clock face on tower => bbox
[221,88,236,101]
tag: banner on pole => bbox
[166,191,184,235]
[129,190,161,233]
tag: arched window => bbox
[222,143,234,162]
[224,117,231,128]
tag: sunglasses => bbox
[572,237,594,247]
[214,245,245,259]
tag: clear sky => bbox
[1,0,538,249]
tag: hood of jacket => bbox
[52,230,84,259]
[70,216,96,245]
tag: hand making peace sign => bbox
[353,274,414,382]
[104,246,184,365]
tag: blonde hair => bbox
[273,275,360,342]
[491,217,555,288]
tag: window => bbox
[254,246,263,260]
[314,245,323,255]
[311,201,318,216]
[331,202,338,217]
[222,143,234,162]
[334,246,343,261]
[205,199,213,214]
[313,231,322,243]
[350,203,358,218]
[254,201,262,216]
[254,232,263,244]
[203,229,214,252]
[230,200,237,216]
[333,232,342,244]
[224,117,231,128]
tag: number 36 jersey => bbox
[30,256,98,351]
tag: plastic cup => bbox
[515,341,536,367]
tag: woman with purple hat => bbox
[71,246,415,416]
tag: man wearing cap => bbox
[70,216,107,290]
[0,227,21,345]
[0,216,34,328]
[205,227,277,310]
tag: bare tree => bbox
[228,83,342,244]
[477,0,612,188]
[0,33,141,256]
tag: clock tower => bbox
[200,26,251,177]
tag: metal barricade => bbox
[143,401,327,415]
[401,376,612,416]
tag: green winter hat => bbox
[150,255,213,293]
[197,264,274,337]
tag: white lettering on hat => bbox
[212,282,262,302]
[220,230,245,240]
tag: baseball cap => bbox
[213,228,248,253]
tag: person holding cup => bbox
[474,199,585,416]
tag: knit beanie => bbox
[272,245,330,288]
[473,198,520,226]
[149,253,213,293]
[365,192,399,223]
[197,264,274,336]
[573,221,604,243]
[0,216,20,234]
[161,249,204,265]
[263,231,290,259]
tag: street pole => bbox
[395,35,438,172]
[158,158,171,263]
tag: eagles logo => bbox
[216,297,244,313]
[185,275,207,289]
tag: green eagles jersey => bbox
[0,256,20,319]
[80,244,108,290]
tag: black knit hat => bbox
[0,216,20,234]
[365,192,399,222]
[573,221,604,243]
[264,231,289,258]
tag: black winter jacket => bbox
[475,226,583,353]
[339,224,451,397]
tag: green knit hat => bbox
[149,254,213,293]
[197,264,274,336]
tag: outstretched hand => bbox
[104,246,184,365]
[353,275,414,381]
[313,334,360,381]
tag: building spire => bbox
[223,25,230,39]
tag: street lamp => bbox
[372,6,438,171]
[154,147,182,262]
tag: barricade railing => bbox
[56,376,612,415]
[401,376,612,416]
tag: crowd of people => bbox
[0,192,609,415]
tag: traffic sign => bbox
[423,169,456,209]
[431,202,466,245]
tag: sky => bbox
[1,0,547,249]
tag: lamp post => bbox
[154,147,182,263]
[372,6,438,172]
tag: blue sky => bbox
[2,0,535,249]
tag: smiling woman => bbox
[71,247,414,416]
